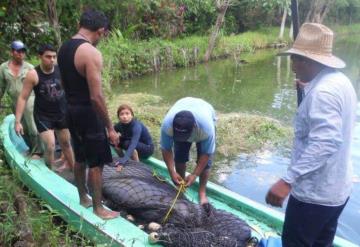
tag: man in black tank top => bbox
[15,44,74,172]
[57,10,120,219]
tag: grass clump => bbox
[216,113,292,158]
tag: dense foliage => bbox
[1,0,360,60]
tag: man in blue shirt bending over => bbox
[266,23,357,246]
[161,97,216,205]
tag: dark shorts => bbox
[282,195,348,247]
[67,104,112,168]
[174,141,212,169]
[34,114,68,133]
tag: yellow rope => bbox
[152,169,167,182]
[162,180,187,224]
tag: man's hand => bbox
[15,122,24,136]
[185,174,197,187]
[170,171,183,186]
[265,179,291,207]
[108,128,119,146]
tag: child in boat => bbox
[114,104,154,164]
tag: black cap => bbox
[173,111,195,142]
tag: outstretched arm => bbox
[15,69,37,135]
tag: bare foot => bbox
[94,207,120,220]
[31,153,42,159]
[199,194,209,205]
[80,196,93,208]
[54,153,65,164]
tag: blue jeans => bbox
[282,195,348,247]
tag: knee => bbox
[60,140,71,150]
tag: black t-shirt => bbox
[33,65,66,120]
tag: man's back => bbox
[57,39,91,105]
[161,97,216,154]
[161,97,216,137]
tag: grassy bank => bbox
[332,23,360,35]
[99,27,289,82]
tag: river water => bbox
[113,35,360,244]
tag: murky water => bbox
[113,35,360,244]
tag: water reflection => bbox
[115,50,298,122]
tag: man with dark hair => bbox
[161,97,216,205]
[57,10,120,219]
[15,44,74,172]
[266,23,357,246]
[0,40,42,158]
[79,9,110,32]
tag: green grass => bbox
[99,27,290,83]
[332,23,360,35]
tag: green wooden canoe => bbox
[0,114,357,247]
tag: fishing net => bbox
[102,159,252,246]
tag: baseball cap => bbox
[173,111,195,142]
[11,40,27,51]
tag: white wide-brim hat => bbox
[278,23,346,69]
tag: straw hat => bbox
[279,23,346,68]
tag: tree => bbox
[47,0,61,47]
[278,0,290,40]
[204,0,237,62]
[305,0,335,23]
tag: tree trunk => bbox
[305,0,334,23]
[204,0,231,62]
[47,0,61,47]
[279,7,287,40]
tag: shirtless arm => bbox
[15,69,37,135]
[83,46,119,146]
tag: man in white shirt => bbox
[265,23,357,246]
